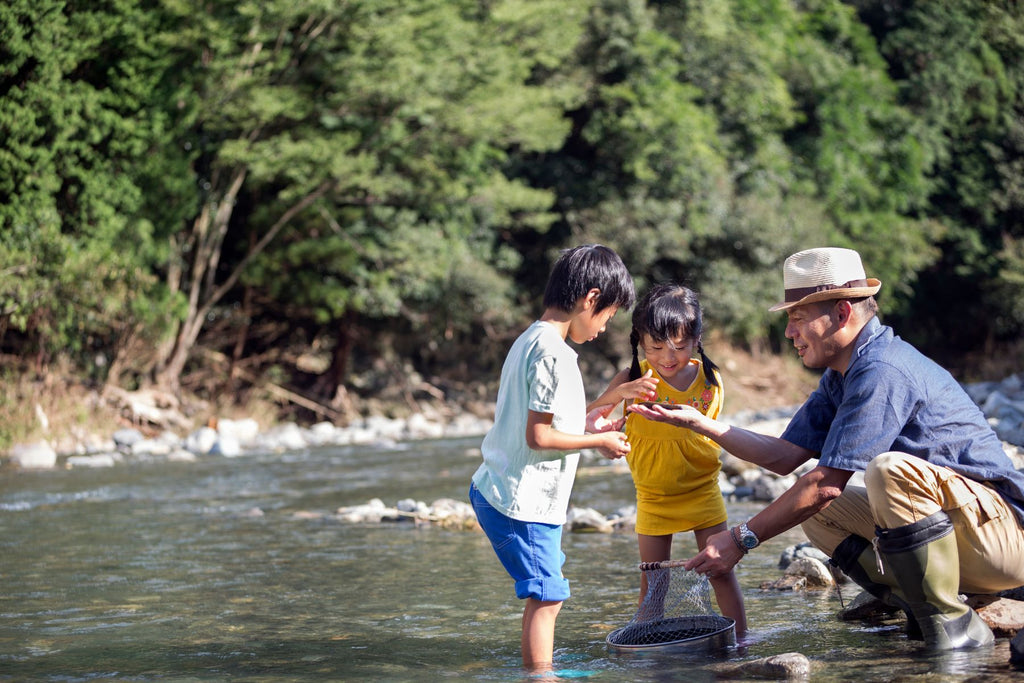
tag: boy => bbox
[469,244,635,673]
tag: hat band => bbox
[784,279,870,303]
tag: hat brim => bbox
[769,280,881,312]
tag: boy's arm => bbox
[526,410,631,459]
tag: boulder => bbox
[714,652,813,679]
[566,506,614,533]
[966,595,1024,637]
[783,557,835,588]
[9,441,57,469]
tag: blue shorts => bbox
[469,484,570,602]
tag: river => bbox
[1,436,1021,681]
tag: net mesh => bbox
[607,561,734,648]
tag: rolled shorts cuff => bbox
[515,576,571,602]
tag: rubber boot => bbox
[875,512,993,651]
[831,534,921,640]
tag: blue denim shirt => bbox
[782,317,1024,524]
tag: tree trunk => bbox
[154,175,337,396]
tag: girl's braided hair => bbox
[628,283,719,386]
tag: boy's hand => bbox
[586,403,625,433]
[594,430,630,460]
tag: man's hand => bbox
[626,402,707,431]
[684,528,744,578]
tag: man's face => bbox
[784,301,842,370]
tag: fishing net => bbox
[606,559,735,652]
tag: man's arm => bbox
[626,403,815,475]
[686,465,853,577]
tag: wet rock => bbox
[607,505,637,532]
[9,441,57,469]
[567,506,614,533]
[112,428,145,449]
[65,453,119,468]
[966,595,1024,637]
[783,557,835,588]
[336,498,399,523]
[752,473,797,502]
[428,498,478,529]
[760,574,807,591]
[837,591,903,622]
[779,542,831,571]
[714,652,813,679]
[185,426,218,455]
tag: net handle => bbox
[639,559,689,571]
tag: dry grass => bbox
[0,365,119,452]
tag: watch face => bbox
[742,534,758,549]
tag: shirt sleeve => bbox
[818,362,917,471]
[780,380,835,455]
[527,355,559,415]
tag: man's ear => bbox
[833,299,853,326]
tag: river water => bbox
[1,436,1021,681]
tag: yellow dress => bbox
[625,359,726,536]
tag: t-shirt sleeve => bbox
[526,355,559,415]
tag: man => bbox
[627,247,1024,650]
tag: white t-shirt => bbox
[472,320,585,524]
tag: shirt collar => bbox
[853,316,884,362]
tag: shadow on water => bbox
[2,437,1022,681]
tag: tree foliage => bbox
[1,0,1021,419]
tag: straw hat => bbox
[769,247,881,312]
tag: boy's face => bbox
[568,303,618,345]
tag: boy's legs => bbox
[522,598,562,673]
[470,485,571,670]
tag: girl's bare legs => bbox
[695,523,748,637]
[637,533,673,605]
[521,598,562,673]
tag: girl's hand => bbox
[593,430,631,460]
[619,369,659,402]
[586,403,624,433]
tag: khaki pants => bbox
[802,452,1024,594]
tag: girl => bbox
[589,283,747,636]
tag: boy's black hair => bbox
[542,244,636,313]
[628,283,720,387]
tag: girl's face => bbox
[640,332,695,380]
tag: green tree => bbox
[853,0,1024,361]
[151,0,591,407]
[0,0,188,381]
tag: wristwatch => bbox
[737,522,760,551]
